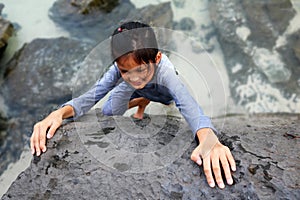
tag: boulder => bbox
[0,37,93,175]
[1,37,92,115]
[49,0,173,43]
[0,0,174,178]
[70,0,119,14]
[0,4,13,59]
[2,113,299,199]
[209,0,300,113]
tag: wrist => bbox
[196,128,215,143]
[55,105,74,119]
[196,128,219,158]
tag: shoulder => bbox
[155,53,179,84]
[157,54,176,74]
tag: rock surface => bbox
[0,0,174,176]
[0,3,13,59]
[1,37,92,115]
[2,112,299,199]
[0,37,93,175]
[70,0,119,14]
[0,0,174,177]
[49,0,173,43]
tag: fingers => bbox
[47,121,60,139]
[31,123,42,156]
[226,148,236,172]
[212,154,226,189]
[220,153,233,186]
[30,110,63,157]
[194,143,236,189]
[190,145,202,166]
[203,156,215,188]
[39,123,48,154]
[30,121,50,156]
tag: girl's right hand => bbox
[30,110,63,156]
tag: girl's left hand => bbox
[190,129,236,189]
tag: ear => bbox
[155,51,162,64]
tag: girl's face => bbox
[116,52,161,89]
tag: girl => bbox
[31,21,236,189]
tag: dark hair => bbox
[111,21,159,64]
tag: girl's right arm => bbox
[30,64,121,156]
[30,105,74,156]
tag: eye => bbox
[137,66,147,73]
[120,69,128,73]
[137,67,143,72]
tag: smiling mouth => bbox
[131,81,142,86]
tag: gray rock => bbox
[209,0,300,113]
[0,4,14,63]
[49,0,173,43]
[1,37,92,115]
[70,0,119,14]
[2,113,299,199]
[0,0,173,176]
[178,17,196,31]
[0,37,93,175]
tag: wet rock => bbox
[0,4,14,60]
[127,2,173,28]
[49,0,173,43]
[70,0,119,14]
[172,0,185,9]
[287,29,300,64]
[0,37,93,175]
[252,48,291,83]
[2,113,299,199]
[176,17,196,31]
[1,37,92,115]
[209,0,300,113]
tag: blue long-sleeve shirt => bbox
[63,54,216,136]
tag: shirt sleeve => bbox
[159,63,218,137]
[62,64,121,119]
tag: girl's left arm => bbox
[160,66,236,189]
[191,128,236,189]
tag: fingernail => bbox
[209,182,215,187]
[219,182,225,189]
[196,159,202,165]
[47,133,51,139]
[227,178,233,185]
[31,149,35,155]
[37,151,40,156]
[42,147,47,152]
[232,166,236,171]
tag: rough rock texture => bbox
[209,0,300,113]
[70,0,119,14]
[0,3,13,58]
[0,0,174,176]
[1,37,92,114]
[0,37,93,175]
[2,113,299,199]
[0,0,173,176]
[49,0,173,43]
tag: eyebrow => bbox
[114,62,128,73]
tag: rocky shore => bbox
[209,0,300,113]
[0,0,173,176]
[0,0,300,199]
[1,113,299,199]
